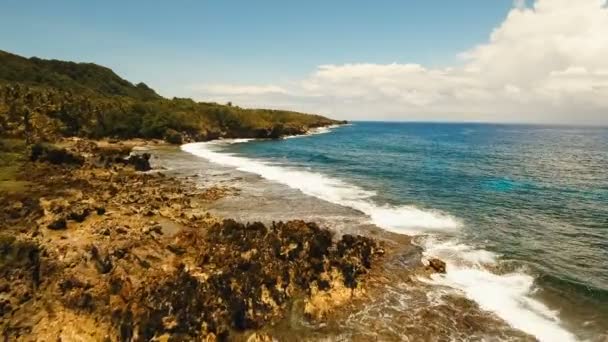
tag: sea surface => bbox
[180,122,608,341]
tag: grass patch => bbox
[0,138,29,193]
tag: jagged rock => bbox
[47,218,67,230]
[105,220,384,340]
[126,153,152,171]
[0,236,42,316]
[58,277,94,310]
[428,258,447,273]
[166,244,186,255]
[90,245,112,274]
[1,138,390,341]
[67,206,91,223]
[96,148,153,171]
[30,143,84,166]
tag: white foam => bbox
[420,237,577,342]
[208,138,255,145]
[422,236,498,266]
[181,140,577,342]
[181,142,460,233]
[284,124,345,139]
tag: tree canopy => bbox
[0,50,341,143]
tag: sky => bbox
[1,0,607,125]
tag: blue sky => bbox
[0,0,512,96]
[2,0,607,124]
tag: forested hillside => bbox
[0,50,341,144]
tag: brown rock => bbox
[47,218,67,230]
[428,258,447,273]
[90,245,113,274]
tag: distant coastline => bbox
[0,49,343,145]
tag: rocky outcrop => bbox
[0,138,384,341]
[110,220,384,340]
[99,152,152,172]
[427,258,447,273]
[220,124,309,140]
[125,153,152,171]
[163,129,184,145]
[30,143,84,166]
[0,236,42,321]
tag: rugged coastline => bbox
[0,134,394,341]
[169,139,539,341]
[0,131,546,340]
[0,50,545,341]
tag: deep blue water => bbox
[221,122,608,336]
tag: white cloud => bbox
[191,84,287,96]
[189,0,608,124]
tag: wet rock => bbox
[97,148,152,171]
[335,234,378,288]
[428,258,447,273]
[126,153,152,171]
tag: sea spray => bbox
[419,236,577,342]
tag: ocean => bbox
[180,122,608,341]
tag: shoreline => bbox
[176,127,582,341]
[0,132,402,341]
[0,123,576,340]
[154,139,540,340]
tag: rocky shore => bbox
[0,137,394,341]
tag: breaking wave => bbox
[181,138,577,342]
[182,141,460,233]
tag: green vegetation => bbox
[0,50,341,144]
[0,138,29,193]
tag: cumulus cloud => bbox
[190,0,608,124]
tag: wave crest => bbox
[181,142,460,234]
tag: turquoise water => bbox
[184,122,608,340]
